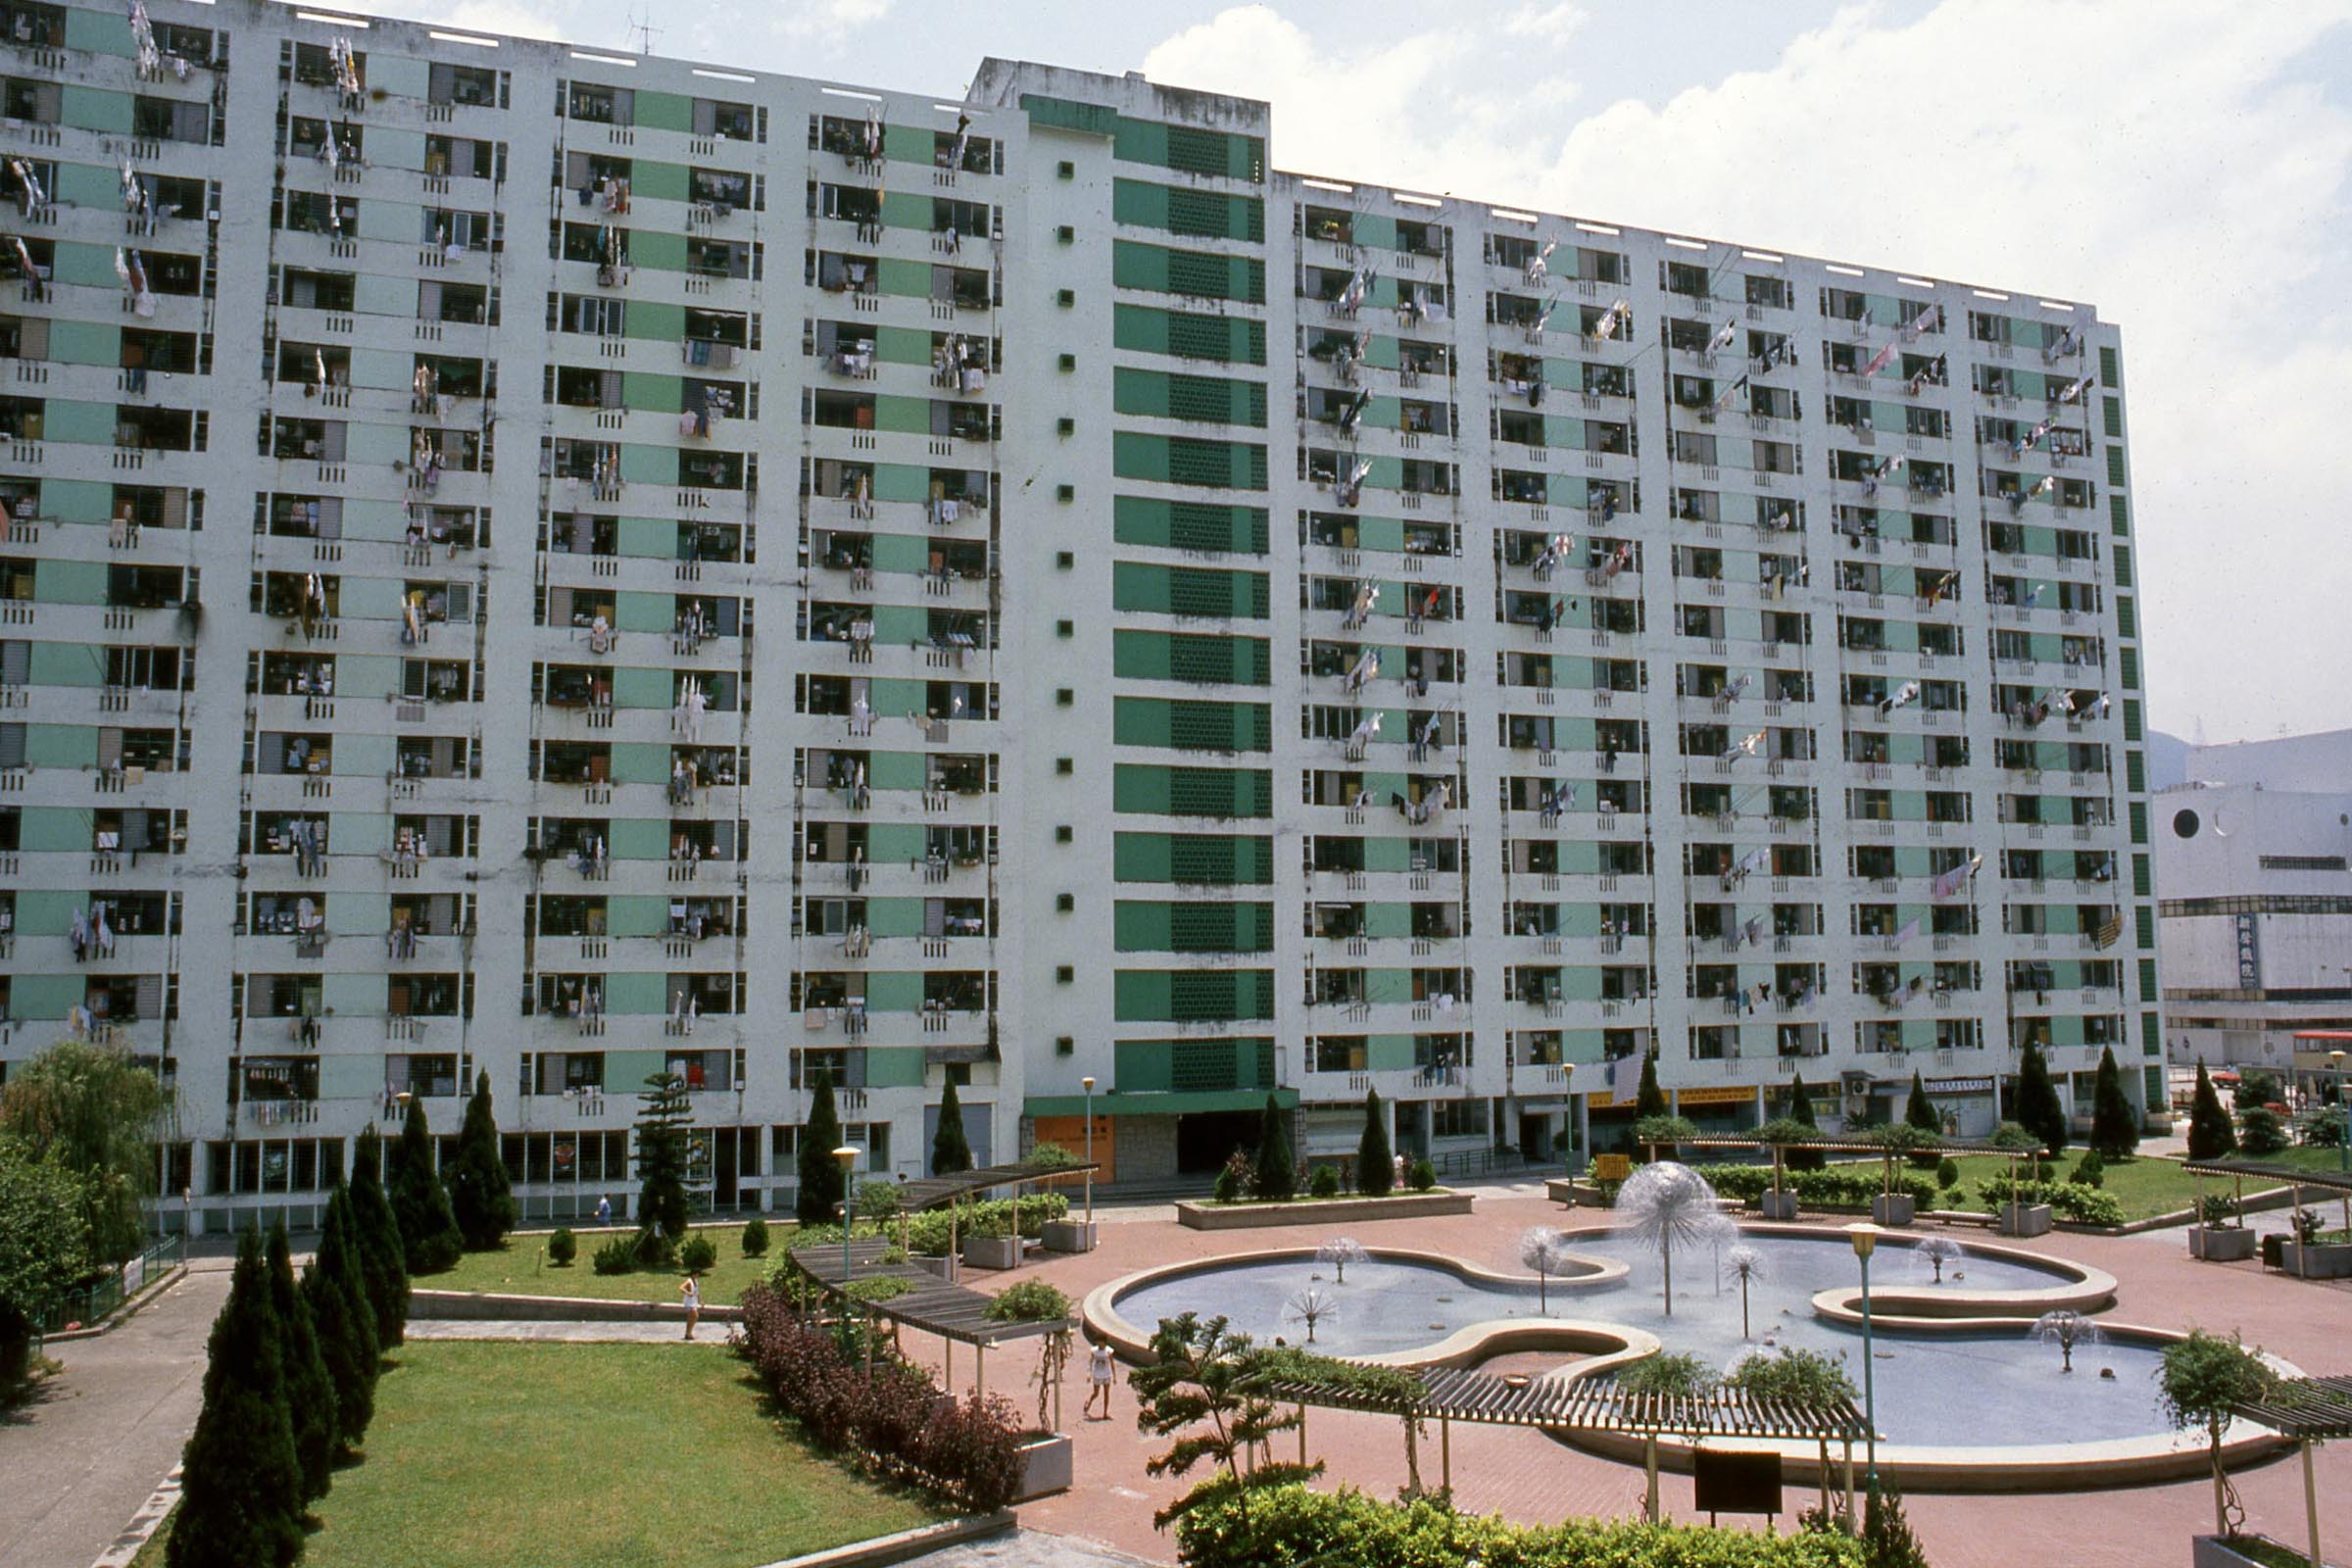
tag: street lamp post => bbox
[2332,1051,2349,1239]
[1082,1076,1096,1232]
[1845,1222,1880,1498]
[833,1145,859,1289]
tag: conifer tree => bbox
[2186,1061,2238,1161]
[169,1230,304,1568]
[1356,1089,1394,1196]
[444,1069,517,1250]
[931,1076,974,1177]
[796,1076,846,1226]
[1785,1072,1826,1172]
[388,1098,464,1274]
[2015,1040,2070,1157]
[631,1072,694,1239]
[1902,1070,1942,1167]
[2089,1045,2140,1159]
[1634,1052,1669,1121]
[1252,1094,1296,1200]
[266,1221,336,1503]
[303,1185,377,1453]
[347,1129,410,1347]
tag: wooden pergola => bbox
[2230,1374,2352,1567]
[1672,1130,2033,1214]
[787,1236,1074,1411]
[889,1154,1099,1211]
[1251,1364,1870,1525]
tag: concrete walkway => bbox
[405,1319,740,1345]
[893,1530,1160,1568]
[0,1261,229,1568]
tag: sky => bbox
[345,0,2352,745]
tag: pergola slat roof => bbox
[788,1237,1070,1347]
[2233,1375,2352,1439]
[2182,1159,2352,1199]
[1676,1132,2012,1158]
[890,1156,1098,1213]
[1254,1365,1868,1442]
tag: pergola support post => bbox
[1643,1433,1659,1523]
[2304,1438,2322,1568]
[1441,1416,1451,1494]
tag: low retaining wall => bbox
[754,1509,1014,1568]
[1176,1190,1473,1230]
[411,1288,745,1324]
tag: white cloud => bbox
[1503,3,1588,45]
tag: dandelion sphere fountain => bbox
[1615,1160,1735,1317]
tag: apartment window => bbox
[1055,619,1074,638]
[1055,1035,1074,1055]
[1055,758,1074,775]
[1057,161,1075,179]
[1058,354,1076,370]
[1056,551,1075,568]
[1056,485,1075,502]
[1055,825,1073,843]
[1055,688,1074,706]
[1055,965,1075,984]
[1056,893,1075,912]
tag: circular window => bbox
[2173,808,2200,839]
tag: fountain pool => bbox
[1099,1228,2183,1449]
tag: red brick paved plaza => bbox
[903,1188,2352,1568]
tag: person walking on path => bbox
[1084,1336,1118,1421]
[679,1273,702,1341]
[595,1195,612,1228]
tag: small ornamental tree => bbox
[1129,1312,1317,1530]
[0,1137,88,1387]
[1902,1071,1942,1167]
[388,1097,464,1274]
[2088,1046,2139,1159]
[2159,1329,2279,1539]
[796,1076,846,1226]
[2014,1040,2070,1157]
[348,1129,410,1347]
[445,1069,518,1250]
[633,1071,695,1240]
[303,1184,377,1453]
[1355,1089,1394,1197]
[2240,1105,2290,1157]
[1784,1073,1827,1172]
[265,1222,336,1504]
[931,1077,974,1177]
[169,1231,304,1568]
[1251,1095,1296,1201]
[1633,1053,1669,1122]
[2186,1063,2236,1161]
[1862,1482,1933,1568]
[0,1038,167,1266]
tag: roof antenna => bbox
[625,7,662,55]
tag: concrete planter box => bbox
[919,1252,960,1285]
[1997,1202,2053,1238]
[1176,1190,1473,1231]
[961,1235,1022,1271]
[1041,1218,1099,1254]
[1011,1432,1073,1501]
[2280,1240,2352,1279]
[1870,1193,1917,1227]
[2188,1226,2258,1262]
[1755,1191,1800,1220]
[2193,1533,2317,1568]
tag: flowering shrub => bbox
[1975,1177,2125,1227]
[739,1281,1022,1511]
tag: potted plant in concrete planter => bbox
[961,1210,1022,1271]
[2188,1194,2258,1263]
[988,1284,1075,1501]
[1867,1125,1926,1227]
[1753,1118,1808,1220]
[2278,1205,2352,1280]
[1988,1122,2054,1237]
[1025,1144,1097,1253]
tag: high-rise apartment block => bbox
[0,2,2162,1227]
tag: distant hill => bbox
[2148,730,2189,791]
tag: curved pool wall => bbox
[1087,1226,2288,1491]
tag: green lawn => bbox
[135,1341,936,1568]
[415,1223,788,1306]
[1940,1147,2347,1223]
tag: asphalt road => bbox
[0,1263,228,1568]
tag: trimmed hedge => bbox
[789,1194,1069,1257]
[1175,1485,1864,1567]
[1975,1177,2125,1227]
[1687,1165,1936,1208]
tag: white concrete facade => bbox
[0,8,2162,1230]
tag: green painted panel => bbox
[609,743,670,785]
[605,977,667,1016]
[323,973,384,1017]
[24,723,96,768]
[28,641,102,686]
[42,400,115,447]
[878,190,931,231]
[630,229,688,273]
[11,973,87,1018]
[866,822,925,861]
[863,1046,927,1089]
[881,122,933,165]
[46,318,118,368]
[864,972,922,1012]
[65,6,133,53]
[616,516,674,558]
[620,371,683,414]
[618,444,676,486]
[867,751,927,792]
[870,534,931,576]
[335,733,394,777]
[633,161,689,204]
[611,665,671,710]
[49,242,120,290]
[607,896,668,938]
[625,300,687,343]
[35,559,106,603]
[865,898,922,939]
[609,818,668,859]
[875,258,932,299]
[1367,1035,1415,1072]
[61,84,130,134]
[18,808,88,852]
[615,592,672,634]
[355,199,416,245]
